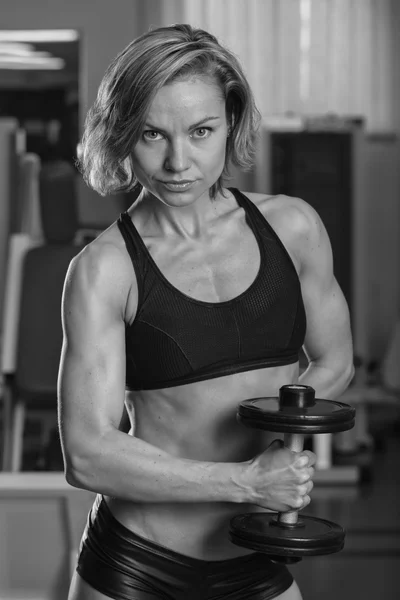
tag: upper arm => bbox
[267,195,353,374]
[58,239,134,473]
[289,199,353,372]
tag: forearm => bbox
[298,359,354,400]
[66,428,250,504]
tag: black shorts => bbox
[76,495,293,600]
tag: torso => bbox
[96,189,303,560]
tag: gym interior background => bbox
[0,0,399,598]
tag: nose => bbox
[164,139,191,173]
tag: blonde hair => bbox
[78,24,261,198]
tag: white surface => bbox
[19,153,43,241]
[0,472,73,491]
[0,119,18,329]
[1,234,40,374]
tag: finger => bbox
[298,483,309,496]
[292,496,305,509]
[299,467,315,483]
[295,455,309,468]
[297,480,314,499]
[303,450,317,467]
[297,495,311,511]
[267,439,284,451]
[298,469,311,484]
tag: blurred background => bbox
[0,0,399,599]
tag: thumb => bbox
[267,438,284,451]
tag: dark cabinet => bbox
[270,132,353,310]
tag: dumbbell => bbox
[229,384,356,563]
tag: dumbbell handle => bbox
[277,433,304,526]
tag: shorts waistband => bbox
[94,494,261,571]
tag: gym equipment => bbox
[229,384,356,563]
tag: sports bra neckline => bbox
[120,188,266,308]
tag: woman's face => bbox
[131,76,228,206]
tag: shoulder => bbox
[242,191,320,234]
[241,191,330,271]
[64,223,135,320]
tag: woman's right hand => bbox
[244,439,316,512]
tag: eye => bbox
[192,127,212,139]
[143,130,163,141]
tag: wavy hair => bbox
[77,24,261,198]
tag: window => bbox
[183,0,398,132]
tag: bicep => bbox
[298,208,353,369]
[58,247,128,467]
[302,273,352,368]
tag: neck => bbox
[135,187,230,240]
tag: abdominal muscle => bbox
[104,362,299,560]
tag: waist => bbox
[128,362,298,462]
[104,496,268,561]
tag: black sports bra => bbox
[117,188,306,390]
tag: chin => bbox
[160,191,200,207]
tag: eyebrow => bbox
[143,116,221,133]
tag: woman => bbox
[59,24,354,600]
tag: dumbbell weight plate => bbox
[231,387,354,562]
[229,513,345,558]
[237,397,356,434]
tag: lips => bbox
[162,180,194,184]
[160,180,195,191]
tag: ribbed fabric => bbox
[117,188,306,391]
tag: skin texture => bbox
[60,77,354,600]
[130,76,229,217]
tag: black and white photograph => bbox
[0,1,399,599]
